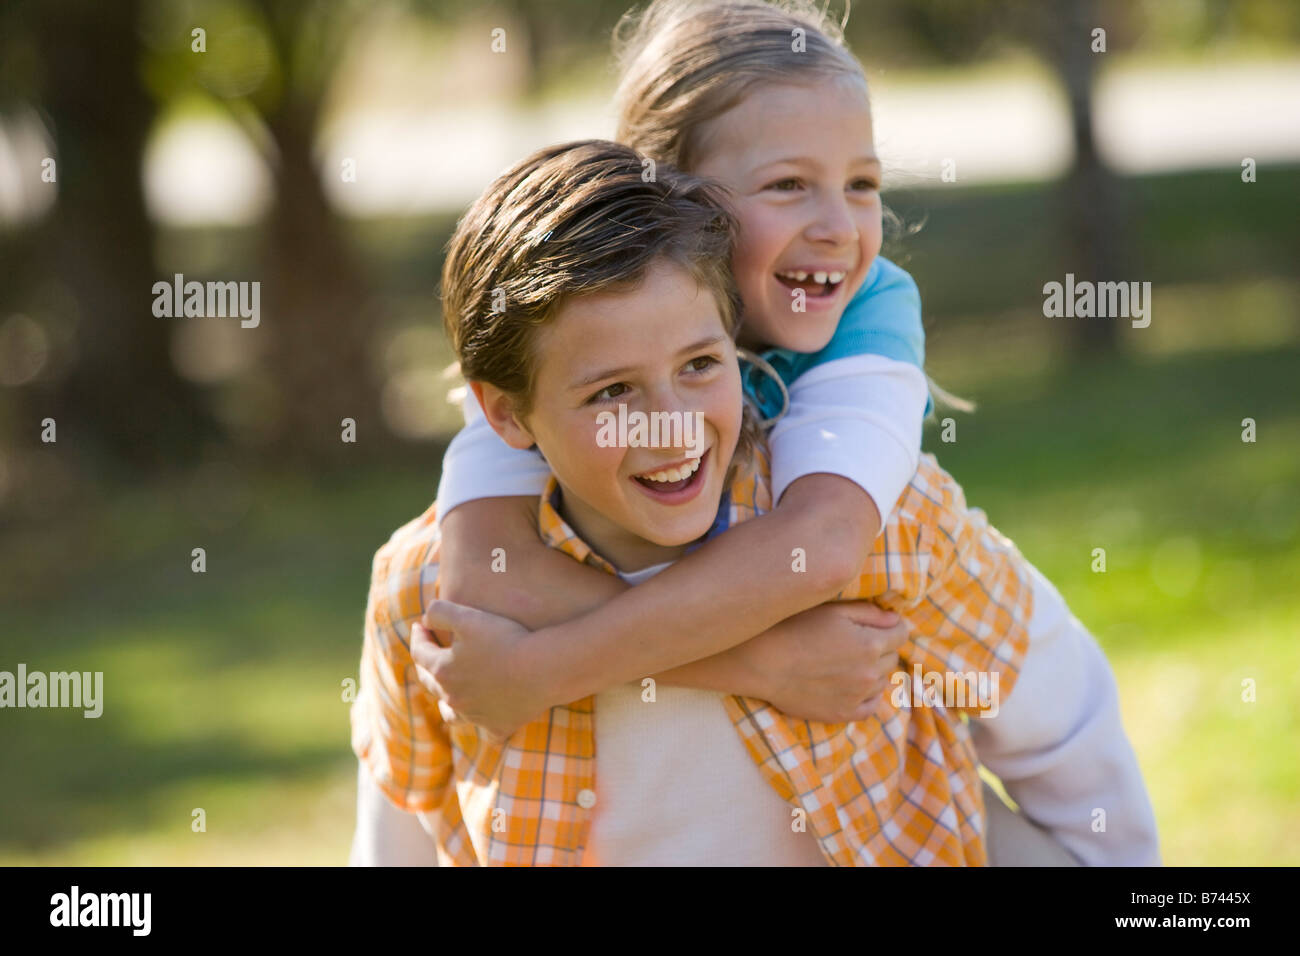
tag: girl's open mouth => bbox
[775,268,846,298]
[630,448,710,503]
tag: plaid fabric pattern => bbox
[351,450,1033,866]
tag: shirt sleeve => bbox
[435,392,552,526]
[839,457,1032,719]
[768,353,927,527]
[349,537,453,815]
[348,762,442,866]
[900,461,1032,718]
[966,563,1162,866]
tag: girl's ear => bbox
[469,381,537,450]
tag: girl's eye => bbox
[766,178,803,192]
[685,355,718,374]
[850,177,880,192]
[589,382,627,404]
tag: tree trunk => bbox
[1058,0,1124,359]
[257,100,383,463]
[28,0,216,471]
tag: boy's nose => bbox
[640,386,701,447]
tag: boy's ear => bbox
[469,381,537,450]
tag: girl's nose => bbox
[804,193,859,246]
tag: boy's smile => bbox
[629,446,712,504]
[477,258,742,573]
[691,74,884,354]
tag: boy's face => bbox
[692,74,883,354]
[479,258,743,571]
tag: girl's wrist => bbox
[516,625,578,708]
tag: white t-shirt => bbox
[580,561,828,866]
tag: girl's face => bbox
[691,74,883,354]
[476,258,743,573]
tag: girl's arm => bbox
[436,400,888,702]
[518,471,881,704]
[436,469,885,714]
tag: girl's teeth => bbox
[777,270,846,284]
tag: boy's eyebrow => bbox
[571,334,728,390]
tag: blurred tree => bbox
[877,0,1132,358]
[148,0,385,461]
[2,0,218,471]
[250,0,382,461]
[420,0,634,94]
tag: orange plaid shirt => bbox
[350,450,1033,866]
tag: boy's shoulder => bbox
[849,452,1021,603]
[367,499,443,629]
[888,452,1017,558]
[893,452,968,525]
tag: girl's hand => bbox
[739,601,908,724]
[410,599,552,742]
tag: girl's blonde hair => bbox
[613,0,863,172]
[612,0,973,415]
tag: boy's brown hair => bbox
[441,139,741,418]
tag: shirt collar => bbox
[536,472,747,574]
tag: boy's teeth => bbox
[828,271,845,283]
[813,271,828,284]
[640,457,700,483]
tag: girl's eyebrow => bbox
[755,154,881,172]
[570,334,728,391]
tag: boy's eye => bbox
[766,178,803,192]
[589,382,627,404]
[850,177,880,192]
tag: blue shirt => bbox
[739,256,928,421]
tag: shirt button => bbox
[577,788,597,809]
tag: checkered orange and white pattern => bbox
[350,450,1032,866]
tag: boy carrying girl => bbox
[349,140,1158,866]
